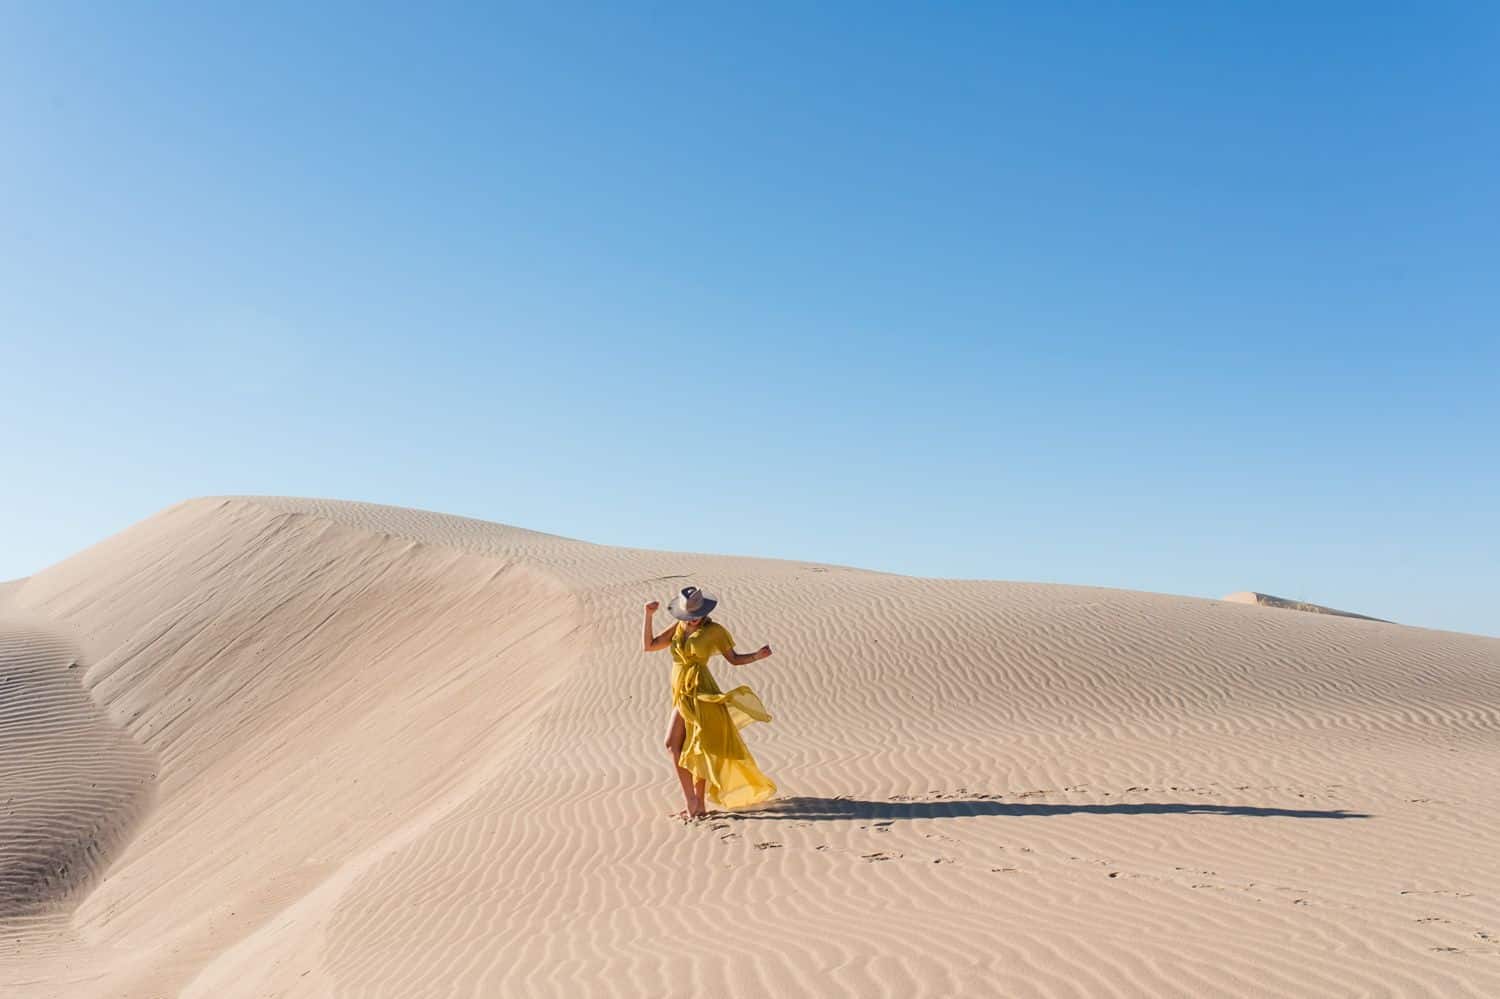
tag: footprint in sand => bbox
[753,841,782,850]
[862,851,900,862]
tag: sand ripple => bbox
[0,496,1496,997]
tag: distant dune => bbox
[1,497,1497,997]
[1222,590,1389,623]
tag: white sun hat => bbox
[667,585,719,621]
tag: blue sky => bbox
[2,4,1496,635]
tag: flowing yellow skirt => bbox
[672,661,776,809]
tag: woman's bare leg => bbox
[664,712,701,817]
[692,776,708,818]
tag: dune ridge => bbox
[1223,590,1388,623]
[1,496,1497,997]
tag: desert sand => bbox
[1,496,1497,997]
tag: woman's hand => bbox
[756,645,772,661]
[645,600,660,614]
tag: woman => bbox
[643,585,776,819]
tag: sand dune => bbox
[0,620,154,918]
[1223,591,1388,623]
[1,497,1497,997]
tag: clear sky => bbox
[3,4,1496,636]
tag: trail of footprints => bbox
[691,784,1498,959]
[700,781,1353,868]
[698,785,1125,867]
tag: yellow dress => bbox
[670,620,776,809]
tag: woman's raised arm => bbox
[643,601,677,652]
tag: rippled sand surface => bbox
[1,496,1496,997]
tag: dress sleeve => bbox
[715,624,736,658]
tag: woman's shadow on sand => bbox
[727,795,1370,822]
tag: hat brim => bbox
[668,596,718,620]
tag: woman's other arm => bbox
[725,644,773,667]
